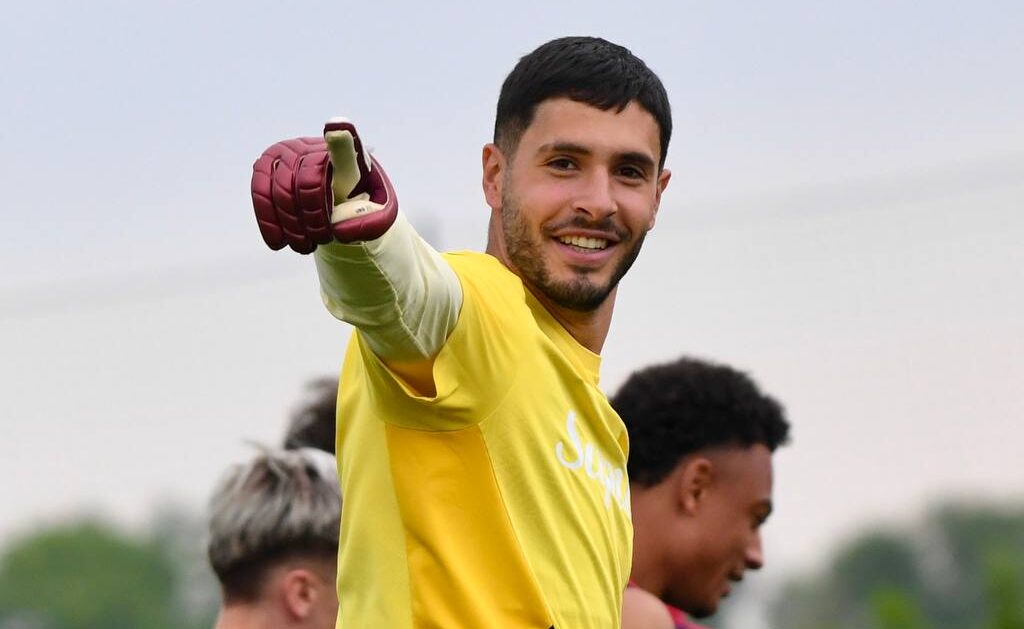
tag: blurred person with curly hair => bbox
[614,357,791,629]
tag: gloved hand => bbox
[250,118,399,253]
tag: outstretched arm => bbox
[250,119,462,388]
[314,213,461,363]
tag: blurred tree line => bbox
[2,499,1020,628]
[0,505,217,629]
[772,500,1024,629]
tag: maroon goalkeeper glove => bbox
[250,118,398,253]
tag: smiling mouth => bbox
[557,235,609,251]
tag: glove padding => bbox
[251,119,398,253]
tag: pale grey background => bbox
[2,0,1022,622]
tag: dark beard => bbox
[500,190,645,312]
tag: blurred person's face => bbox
[666,445,773,618]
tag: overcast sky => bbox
[2,0,1022,610]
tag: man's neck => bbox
[526,283,615,354]
[486,219,614,354]
[485,219,614,352]
[214,604,287,629]
[629,485,676,598]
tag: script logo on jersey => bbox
[555,410,630,513]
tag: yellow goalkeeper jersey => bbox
[334,251,632,629]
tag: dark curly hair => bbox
[494,36,672,169]
[282,377,338,454]
[611,357,791,487]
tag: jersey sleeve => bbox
[341,252,529,431]
[314,212,462,362]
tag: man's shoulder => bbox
[622,587,674,629]
[623,585,710,629]
[443,251,508,276]
[442,251,524,301]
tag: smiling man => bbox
[482,96,664,348]
[251,36,671,628]
[612,357,791,629]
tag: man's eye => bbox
[618,166,646,180]
[547,158,576,170]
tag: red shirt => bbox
[666,602,710,629]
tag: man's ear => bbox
[677,456,713,516]
[482,143,506,211]
[648,168,672,230]
[281,568,320,620]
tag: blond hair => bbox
[206,447,340,601]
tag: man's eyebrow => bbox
[537,141,591,156]
[618,151,656,171]
[537,143,656,170]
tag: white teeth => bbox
[558,235,608,250]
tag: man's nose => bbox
[573,170,617,221]
[745,532,764,570]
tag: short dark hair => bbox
[282,377,338,454]
[494,36,672,169]
[612,356,791,486]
